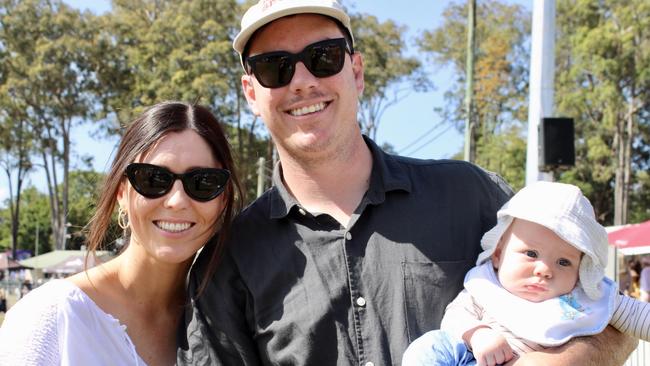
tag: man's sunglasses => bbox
[125,163,230,202]
[245,38,352,88]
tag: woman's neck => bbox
[108,247,189,312]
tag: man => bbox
[177,0,636,364]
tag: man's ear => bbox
[242,74,261,116]
[351,52,365,96]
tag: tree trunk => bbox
[614,100,634,227]
[61,119,71,250]
[613,121,625,226]
[11,168,24,259]
[3,117,30,259]
[6,170,18,260]
[622,95,635,225]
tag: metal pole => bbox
[463,0,477,163]
[525,0,555,185]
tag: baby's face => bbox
[492,219,582,302]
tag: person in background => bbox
[639,256,650,302]
[0,287,6,313]
[177,0,637,365]
[0,101,242,365]
[622,258,641,298]
[19,279,32,299]
[403,182,647,366]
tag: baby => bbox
[403,182,650,366]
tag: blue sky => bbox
[0,0,530,203]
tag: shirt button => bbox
[298,208,306,215]
[364,362,374,366]
[356,297,366,307]
[345,232,352,240]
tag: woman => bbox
[0,102,242,365]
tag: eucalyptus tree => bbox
[0,170,103,254]
[97,0,268,202]
[417,0,530,189]
[0,89,34,258]
[97,0,241,120]
[555,0,650,224]
[0,0,98,249]
[1,4,34,259]
[0,186,51,255]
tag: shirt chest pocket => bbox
[402,260,473,342]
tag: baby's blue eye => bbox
[525,250,538,258]
[558,258,572,267]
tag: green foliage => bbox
[418,0,530,133]
[476,127,526,191]
[0,70,34,256]
[417,0,530,186]
[555,0,650,224]
[629,170,650,223]
[0,170,106,253]
[0,0,101,249]
[95,0,271,203]
[65,170,104,249]
[1,0,96,119]
[1,0,646,234]
[98,0,242,124]
[418,0,648,224]
[0,186,51,254]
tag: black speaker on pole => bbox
[539,117,575,170]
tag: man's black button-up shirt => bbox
[178,137,512,366]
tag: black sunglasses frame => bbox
[245,38,352,88]
[124,163,230,202]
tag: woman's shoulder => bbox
[5,279,78,317]
[0,280,80,364]
[0,278,132,364]
[1,279,86,331]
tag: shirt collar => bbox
[268,136,412,219]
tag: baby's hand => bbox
[469,327,514,366]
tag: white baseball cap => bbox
[477,181,610,300]
[233,0,354,59]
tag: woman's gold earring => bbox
[118,207,129,230]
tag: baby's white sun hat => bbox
[477,181,609,300]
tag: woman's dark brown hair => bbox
[86,101,242,293]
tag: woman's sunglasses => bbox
[125,163,230,202]
[245,38,352,88]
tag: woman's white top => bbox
[0,279,147,365]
